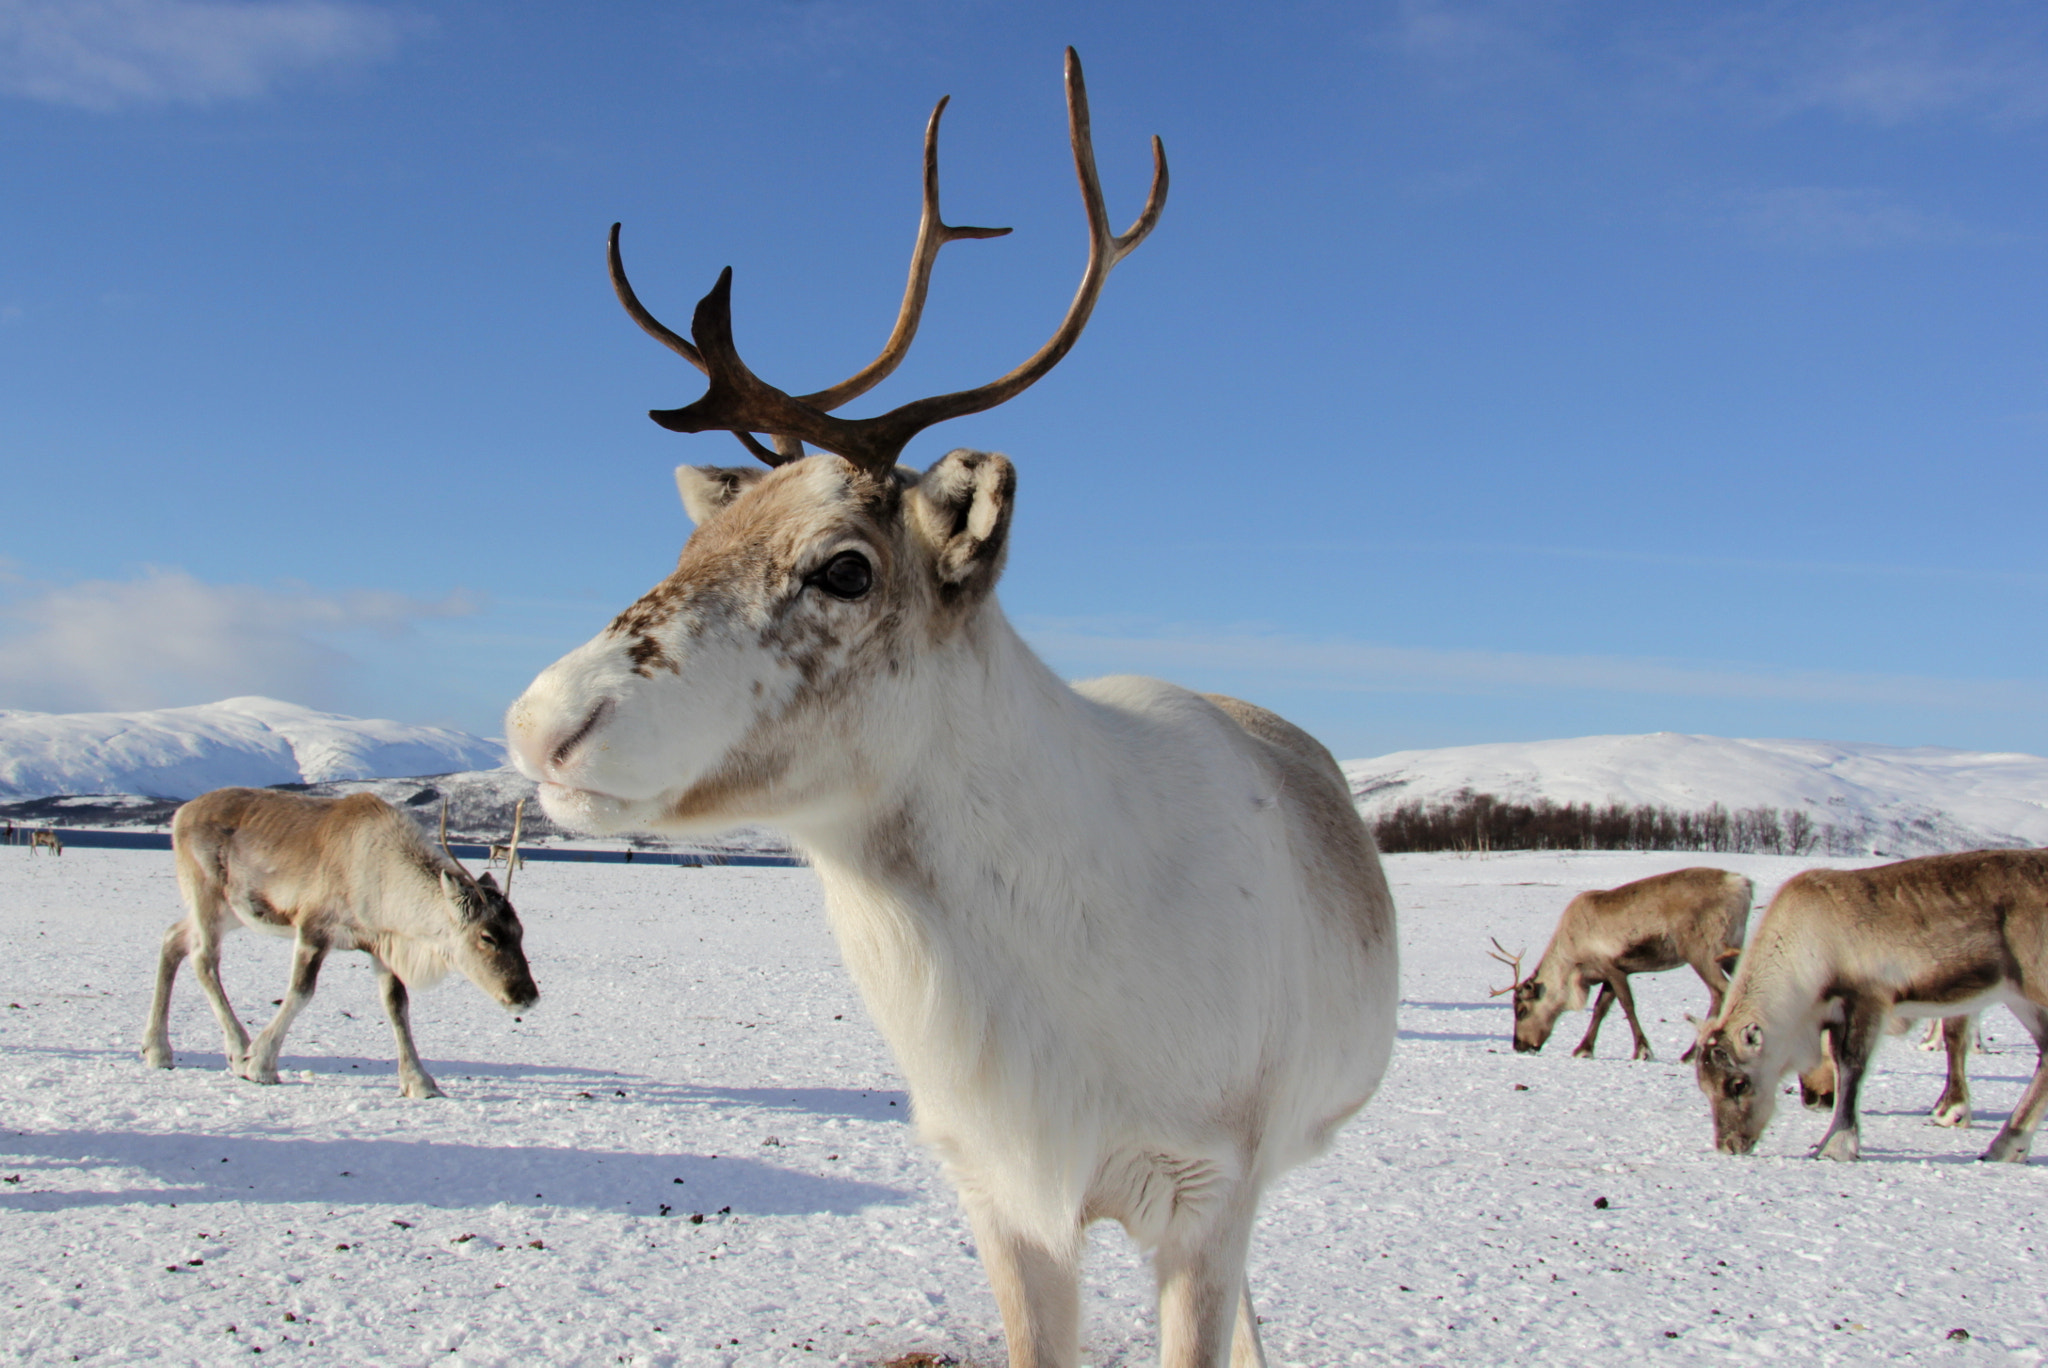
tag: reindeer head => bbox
[1487,939,1557,1053]
[506,51,1164,841]
[432,801,538,1009]
[1694,1018,1776,1154]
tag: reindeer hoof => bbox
[1931,1103,1972,1129]
[1810,1133,1860,1162]
[401,1079,446,1100]
[1632,1047,1655,1063]
[1571,1045,1594,1059]
[141,1048,172,1070]
[1980,1136,2033,1163]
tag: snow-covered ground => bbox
[1,847,2042,1365]
[1346,733,2048,855]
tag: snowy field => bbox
[1,846,2042,1365]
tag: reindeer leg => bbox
[1156,1175,1264,1368]
[1812,998,1883,1161]
[1571,982,1615,1058]
[1607,975,1654,1062]
[1929,1015,1973,1128]
[371,956,444,1099]
[964,1204,1079,1368]
[1981,1004,2048,1162]
[141,919,191,1069]
[185,922,251,1076]
[241,935,327,1085]
[1800,1023,1838,1110]
[1230,1276,1268,1368]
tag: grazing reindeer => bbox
[1488,867,1751,1062]
[29,828,62,856]
[1694,849,2048,1162]
[504,50,1397,1368]
[142,787,538,1098]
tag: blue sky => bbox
[2,0,2045,760]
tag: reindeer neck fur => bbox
[1712,883,1838,1076]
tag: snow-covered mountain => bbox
[1342,732,2048,856]
[0,697,504,800]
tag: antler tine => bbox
[1486,936,1526,998]
[646,48,1166,474]
[856,46,1168,449]
[502,797,525,897]
[797,95,1012,413]
[617,97,1008,469]
[439,796,469,874]
[612,225,788,465]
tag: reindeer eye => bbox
[1725,1077,1750,1099]
[811,551,872,601]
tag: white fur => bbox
[506,453,1398,1367]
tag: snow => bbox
[0,698,504,801]
[2,846,2041,1364]
[1345,733,2048,855]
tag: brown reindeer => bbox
[487,799,527,872]
[1695,849,2048,1162]
[29,828,62,856]
[142,788,538,1098]
[1489,867,1751,1062]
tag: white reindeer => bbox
[1694,849,2048,1162]
[142,787,539,1098]
[504,50,1397,1368]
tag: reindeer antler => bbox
[501,798,525,897]
[613,47,1166,474]
[1487,937,1527,998]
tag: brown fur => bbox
[140,787,538,1098]
[1697,849,2048,1162]
[1507,867,1751,1062]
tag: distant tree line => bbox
[1369,789,1867,856]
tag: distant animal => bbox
[29,828,61,856]
[1488,867,1752,1062]
[487,800,527,871]
[502,51,1397,1368]
[1694,849,2048,1161]
[141,787,538,1098]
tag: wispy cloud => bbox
[0,568,477,713]
[1392,1,2048,128]
[1023,617,2048,715]
[1718,185,1990,249]
[0,0,412,112]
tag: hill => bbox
[1342,732,2048,856]
[0,696,503,801]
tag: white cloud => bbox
[1022,618,2048,715]
[0,0,411,111]
[0,567,477,713]
[1719,185,1989,249]
[1391,1,2048,128]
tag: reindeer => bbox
[487,799,528,872]
[1694,849,2048,1162]
[503,51,1396,1368]
[141,787,538,1098]
[1488,867,1751,1062]
[29,828,62,856]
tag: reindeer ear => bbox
[477,871,500,892]
[676,465,767,526]
[1716,948,1742,974]
[908,449,1016,597]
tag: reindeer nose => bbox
[505,684,611,781]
